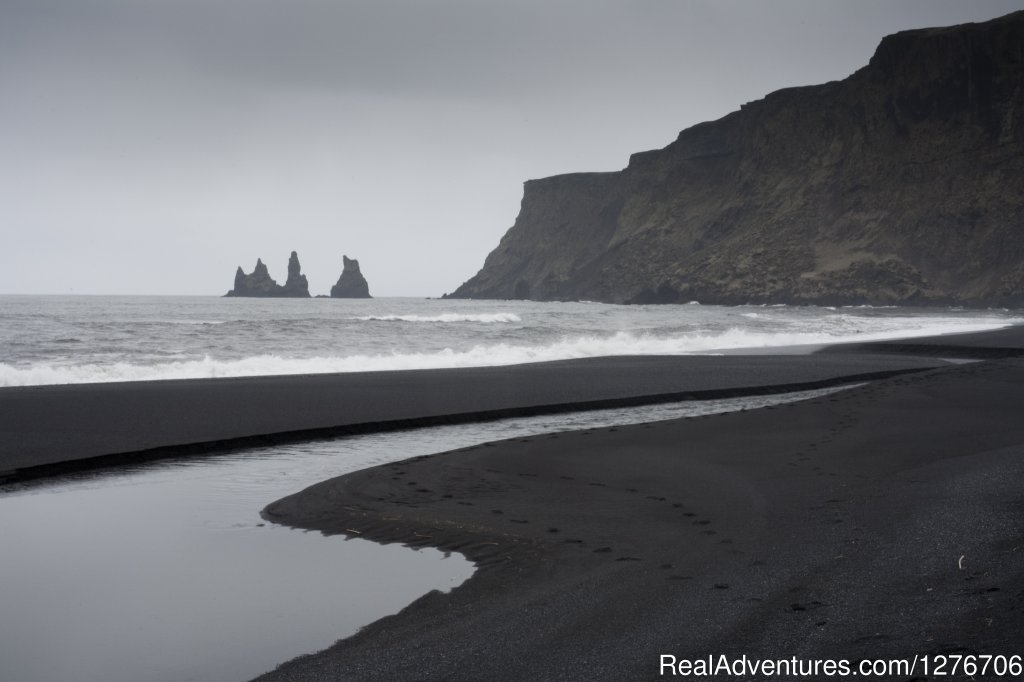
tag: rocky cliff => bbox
[225,251,311,297]
[449,11,1024,306]
[330,255,371,298]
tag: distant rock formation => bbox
[281,251,310,297]
[225,251,311,298]
[330,255,371,298]
[448,11,1024,307]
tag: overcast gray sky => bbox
[1,0,1021,296]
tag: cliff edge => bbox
[448,11,1024,306]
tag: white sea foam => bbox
[1,319,1016,386]
[352,313,522,323]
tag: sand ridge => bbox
[0,354,946,483]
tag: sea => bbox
[1,295,1021,386]
[2,295,1022,682]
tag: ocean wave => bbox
[1,319,1017,386]
[352,313,522,323]
[840,304,899,309]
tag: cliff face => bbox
[225,251,311,298]
[330,255,371,298]
[449,11,1024,306]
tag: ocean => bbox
[1,295,1021,386]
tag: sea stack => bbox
[281,251,311,297]
[330,255,371,298]
[225,252,311,297]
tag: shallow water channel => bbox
[0,385,850,682]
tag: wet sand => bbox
[0,354,944,483]
[256,327,1024,681]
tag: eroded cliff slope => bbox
[449,11,1024,306]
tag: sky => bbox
[1,0,1021,297]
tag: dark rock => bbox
[281,251,311,298]
[225,252,311,298]
[448,11,1024,307]
[330,255,372,298]
[225,258,278,297]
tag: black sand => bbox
[823,325,1024,359]
[4,327,1023,680]
[254,328,1024,681]
[0,354,943,482]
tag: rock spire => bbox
[330,255,372,298]
[225,251,311,297]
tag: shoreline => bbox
[4,325,1024,679]
[0,354,947,485]
[255,326,1024,680]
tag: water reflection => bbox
[0,466,472,682]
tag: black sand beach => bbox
[254,328,1024,681]
[0,354,944,483]
[3,328,1024,680]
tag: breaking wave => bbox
[1,319,1016,386]
[352,313,522,323]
